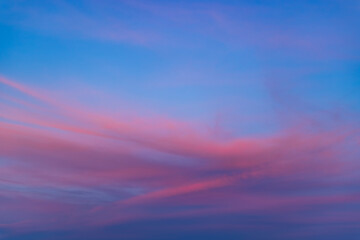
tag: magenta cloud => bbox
[0,75,359,238]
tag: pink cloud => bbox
[0,76,359,234]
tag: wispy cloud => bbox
[0,75,359,238]
[1,0,358,58]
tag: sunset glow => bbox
[0,1,360,239]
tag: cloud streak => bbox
[0,75,359,239]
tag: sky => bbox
[0,0,360,239]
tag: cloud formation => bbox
[0,76,359,239]
[0,1,359,239]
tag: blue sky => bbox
[0,0,359,239]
